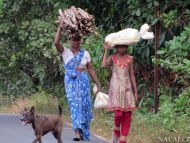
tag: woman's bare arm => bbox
[86,62,102,92]
[54,20,64,54]
[129,59,138,101]
[102,43,112,67]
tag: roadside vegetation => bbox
[0,92,189,143]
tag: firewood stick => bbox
[69,35,72,38]
[77,8,90,19]
[77,8,88,19]
[66,29,71,33]
[82,31,86,35]
[69,10,77,25]
[87,13,93,19]
[78,30,82,34]
[86,27,92,31]
[79,23,85,28]
[85,22,92,27]
[61,15,78,30]
[86,33,92,36]
[58,9,64,17]
[64,9,77,25]
[71,6,82,20]
[58,16,62,21]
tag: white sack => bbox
[93,84,109,109]
[94,92,109,109]
[105,23,154,48]
[140,32,154,39]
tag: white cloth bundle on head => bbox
[105,23,154,48]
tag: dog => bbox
[20,106,63,143]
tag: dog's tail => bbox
[58,105,62,116]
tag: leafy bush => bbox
[143,94,190,134]
[157,24,190,80]
[137,22,190,136]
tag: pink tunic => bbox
[106,54,137,111]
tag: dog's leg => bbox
[52,131,58,139]
[38,138,42,143]
[32,135,41,143]
[54,123,63,143]
[57,131,63,143]
[57,135,63,143]
[53,132,62,143]
[53,129,63,143]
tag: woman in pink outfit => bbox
[102,43,138,143]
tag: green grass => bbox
[0,94,188,143]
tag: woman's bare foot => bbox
[112,132,119,143]
[73,130,80,141]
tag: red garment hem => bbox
[106,107,138,111]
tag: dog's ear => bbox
[30,106,35,114]
[24,107,27,111]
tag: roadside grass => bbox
[0,93,71,122]
[0,94,188,143]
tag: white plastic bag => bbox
[105,28,140,47]
[139,23,154,39]
[93,84,109,109]
[105,23,154,48]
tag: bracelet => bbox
[59,26,63,31]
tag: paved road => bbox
[0,114,109,143]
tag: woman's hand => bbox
[59,18,64,27]
[103,42,109,50]
[102,42,112,67]
[134,92,138,102]
[96,85,102,93]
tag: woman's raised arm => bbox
[54,20,64,54]
[102,43,112,67]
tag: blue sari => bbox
[63,49,93,141]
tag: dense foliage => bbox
[0,1,62,96]
[0,0,190,115]
[157,25,190,88]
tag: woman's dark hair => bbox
[69,36,81,41]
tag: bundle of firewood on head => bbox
[58,6,96,38]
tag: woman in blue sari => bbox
[54,21,102,141]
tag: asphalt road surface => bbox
[0,114,109,143]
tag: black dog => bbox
[21,106,63,143]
